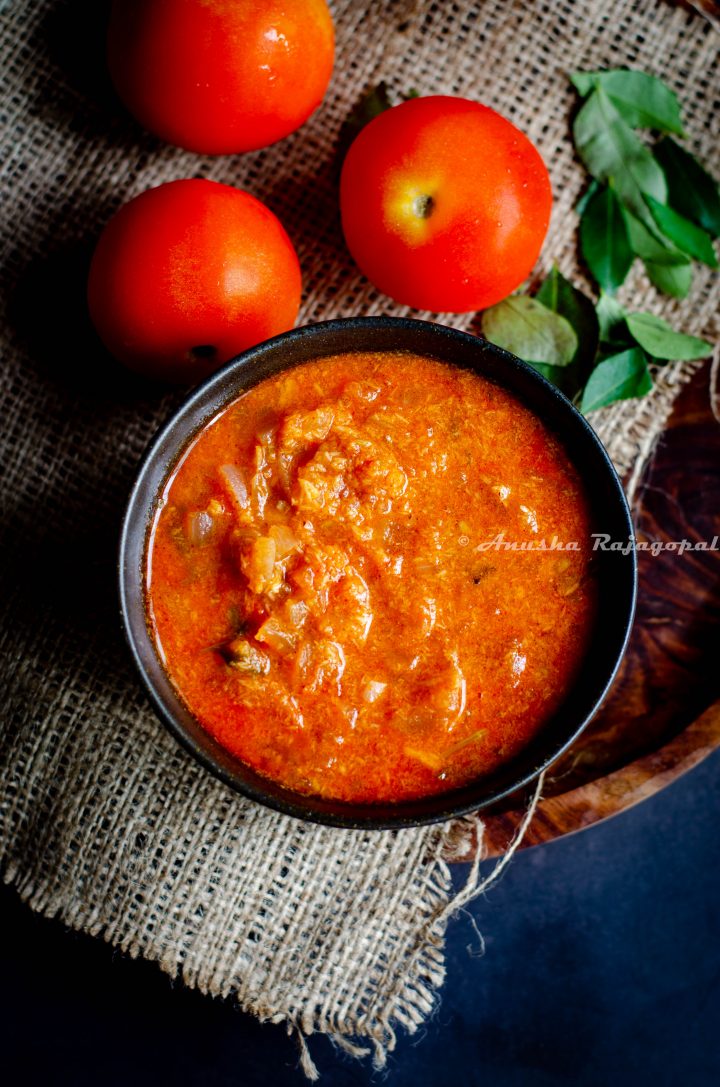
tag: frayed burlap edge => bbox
[1,777,546,1079]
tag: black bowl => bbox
[119,316,636,828]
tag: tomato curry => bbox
[146,352,596,803]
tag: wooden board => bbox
[474,359,720,858]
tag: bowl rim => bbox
[119,315,637,829]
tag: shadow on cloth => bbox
[20,0,158,152]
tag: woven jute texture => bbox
[2,0,718,1073]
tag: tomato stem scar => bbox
[412,194,435,219]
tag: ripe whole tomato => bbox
[340,96,552,313]
[107,0,335,154]
[87,179,302,383]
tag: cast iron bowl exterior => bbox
[119,317,637,829]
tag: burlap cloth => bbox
[2,0,718,1075]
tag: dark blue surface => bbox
[2,750,719,1087]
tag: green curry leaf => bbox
[570,69,685,136]
[654,137,720,237]
[536,266,599,370]
[625,312,713,360]
[573,87,667,226]
[644,194,719,268]
[576,179,601,216]
[644,260,693,299]
[579,347,653,413]
[481,295,578,368]
[580,184,634,292]
[622,208,690,265]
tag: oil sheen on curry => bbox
[146,352,596,803]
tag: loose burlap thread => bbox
[1,0,718,1075]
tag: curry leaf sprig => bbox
[482,68,717,412]
[571,68,720,297]
[481,267,712,413]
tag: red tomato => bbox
[87,179,302,383]
[340,96,552,313]
[107,0,335,154]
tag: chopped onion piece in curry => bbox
[185,509,214,545]
[219,464,250,517]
